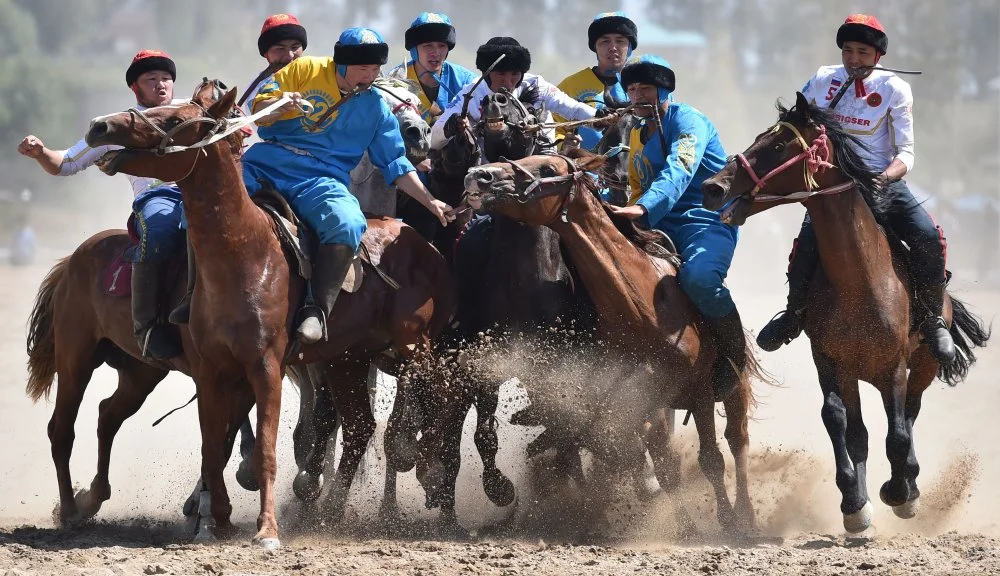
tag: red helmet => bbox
[836,14,888,55]
[125,50,176,87]
[258,14,308,56]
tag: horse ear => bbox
[570,149,605,172]
[208,87,238,119]
[795,91,811,117]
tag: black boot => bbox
[706,309,747,402]
[757,222,817,352]
[296,243,356,344]
[168,234,195,325]
[132,261,183,360]
[916,280,956,364]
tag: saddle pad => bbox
[104,246,133,297]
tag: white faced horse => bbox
[350,76,431,216]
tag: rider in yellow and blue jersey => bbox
[555,11,635,150]
[611,54,743,402]
[243,27,455,344]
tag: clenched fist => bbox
[18,135,45,158]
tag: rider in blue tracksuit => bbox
[610,54,743,402]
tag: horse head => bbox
[373,77,431,165]
[702,91,861,226]
[464,149,605,226]
[86,78,244,182]
[480,86,544,163]
[593,103,637,207]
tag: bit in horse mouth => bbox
[485,119,504,132]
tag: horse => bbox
[700,92,991,533]
[43,78,453,548]
[463,150,762,532]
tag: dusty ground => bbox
[2,211,999,574]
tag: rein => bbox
[734,121,852,203]
[497,154,588,224]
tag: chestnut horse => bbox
[701,92,990,533]
[29,79,453,548]
[464,150,762,532]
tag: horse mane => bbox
[519,85,540,106]
[777,99,893,221]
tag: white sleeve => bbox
[57,137,115,176]
[800,68,826,104]
[888,80,915,172]
[536,77,596,121]
[431,81,478,150]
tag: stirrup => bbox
[295,304,327,343]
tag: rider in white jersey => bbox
[18,50,187,361]
[757,14,955,365]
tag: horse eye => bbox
[539,165,556,177]
[773,142,785,153]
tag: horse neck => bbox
[551,187,663,335]
[178,143,267,256]
[804,172,890,291]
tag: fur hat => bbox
[836,14,888,55]
[334,27,389,65]
[621,54,675,93]
[475,37,531,74]
[257,14,308,56]
[125,49,176,87]
[588,12,638,52]
[405,12,457,50]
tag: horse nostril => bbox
[476,172,494,185]
[90,121,109,139]
[404,126,422,142]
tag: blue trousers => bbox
[242,144,367,250]
[662,216,739,319]
[129,187,185,262]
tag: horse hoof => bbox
[892,496,920,519]
[193,523,217,544]
[73,489,103,520]
[879,482,908,508]
[292,471,323,501]
[483,470,516,507]
[257,537,281,551]
[236,459,260,492]
[843,500,874,534]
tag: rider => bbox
[392,12,477,127]
[17,50,185,361]
[432,36,603,151]
[243,27,455,345]
[171,13,309,325]
[555,11,635,150]
[756,14,955,364]
[611,54,742,402]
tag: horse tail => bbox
[26,257,69,403]
[938,293,992,386]
[737,329,769,413]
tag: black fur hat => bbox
[588,13,638,52]
[476,37,531,73]
[836,14,888,55]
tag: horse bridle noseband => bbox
[496,154,588,224]
[732,121,853,203]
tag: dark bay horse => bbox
[464,150,763,532]
[32,79,453,548]
[701,92,990,533]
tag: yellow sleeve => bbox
[251,57,311,125]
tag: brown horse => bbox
[463,150,761,532]
[701,92,990,533]
[29,79,453,548]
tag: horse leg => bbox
[878,360,915,510]
[293,363,340,502]
[891,349,937,519]
[235,416,258,492]
[246,353,284,549]
[78,359,167,520]
[49,339,100,526]
[643,408,681,493]
[815,354,872,533]
[474,388,515,507]
[320,359,376,525]
[690,400,736,532]
[722,384,756,532]
[290,364,317,470]
[436,402,471,539]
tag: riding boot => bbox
[757,223,818,352]
[296,243,356,344]
[916,280,956,365]
[705,309,747,402]
[132,261,183,360]
[168,234,195,325]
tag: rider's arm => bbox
[886,79,914,177]
[251,60,307,125]
[537,76,597,122]
[634,107,712,227]
[367,100,418,185]
[30,145,66,176]
[431,81,475,149]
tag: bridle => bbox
[493,154,589,224]
[732,121,853,203]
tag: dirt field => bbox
[2,223,999,574]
